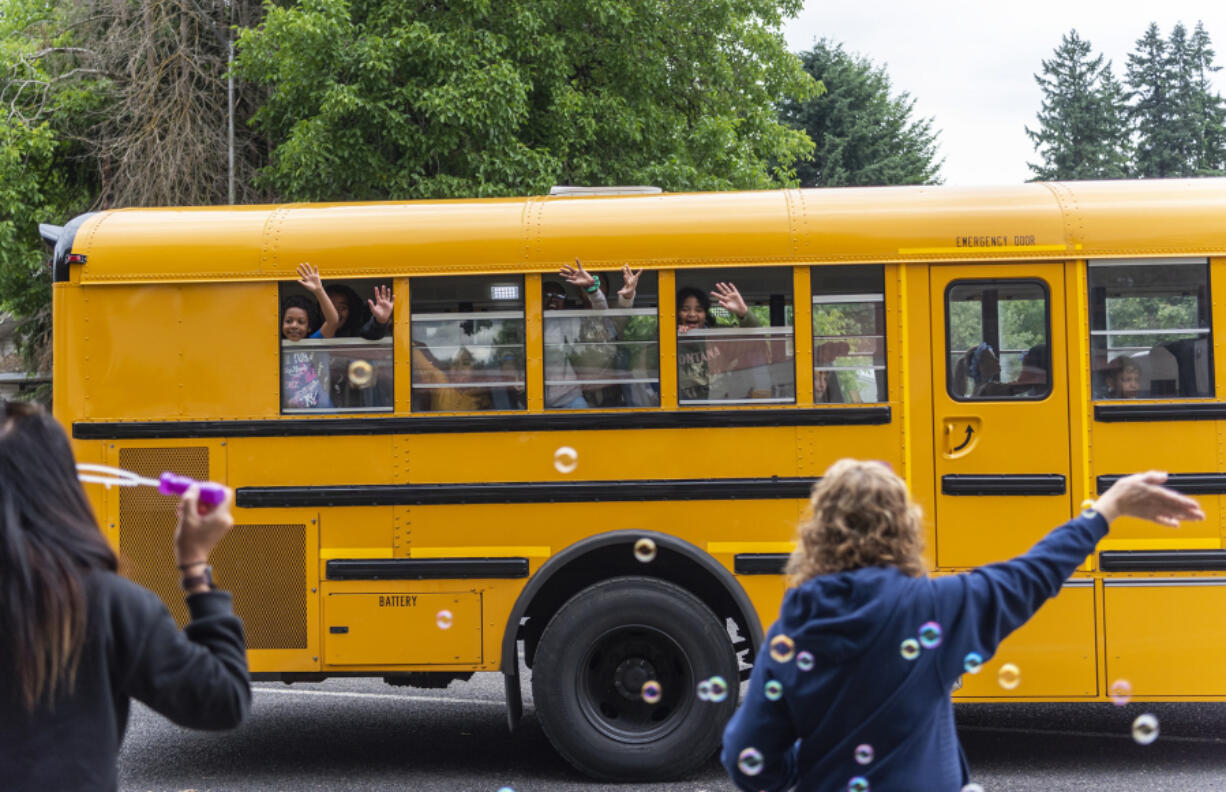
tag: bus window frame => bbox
[943,277,1053,403]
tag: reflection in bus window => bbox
[946,281,1050,400]
[1089,261,1213,399]
[410,276,526,412]
[280,279,394,413]
[812,265,887,403]
[676,267,794,406]
[543,265,660,409]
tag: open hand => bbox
[1095,471,1205,527]
[711,281,748,319]
[296,262,323,293]
[618,264,643,301]
[560,258,595,290]
[368,284,393,325]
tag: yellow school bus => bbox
[46,178,1226,779]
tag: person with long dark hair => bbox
[0,401,250,791]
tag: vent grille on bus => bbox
[117,447,308,650]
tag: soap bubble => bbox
[769,634,796,663]
[961,785,985,792]
[997,662,1021,690]
[1110,679,1132,706]
[553,446,578,474]
[737,747,764,776]
[696,680,712,701]
[900,638,920,661]
[854,743,874,765]
[497,787,514,792]
[436,610,453,630]
[1132,713,1159,745]
[633,537,657,563]
[797,650,815,671]
[640,680,662,704]
[918,621,943,649]
[764,680,783,701]
[707,676,729,703]
[848,776,869,792]
[963,652,984,674]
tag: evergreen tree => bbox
[1127,23,1185,177]
[1184,22,1226,174]
[780,40,942,186]
[1026,30,1130,180]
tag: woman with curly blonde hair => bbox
[723,458,1202,792]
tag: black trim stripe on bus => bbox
[1095,403,1226,422]
[71,406,891,440]
[734,554,790,575]
[940,474,1066,496]
[1099,550,1226,572]
[236,477,819,508]
[1097,473,1226,495]
[326,558,529,580]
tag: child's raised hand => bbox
[560,258,595,290]
[297,262,324,293]
[368,285,394,325]
[618,264,643,301]
[711,281,748,319]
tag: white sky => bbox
[783,1,1226,185]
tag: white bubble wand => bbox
[76,463,226,508]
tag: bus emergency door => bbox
[930,264,1096,696]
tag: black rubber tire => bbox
[531,576,739,780]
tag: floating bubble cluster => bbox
[436,610,453,630]
[707,676,729,703]
[848,776,869,792]
[918,621,943,649]
[854,743,874,765]
[633,537,657,563]
[738,747,765,776]
[997,663,1021,690]
[1110,679,1132,706]
[553,446,578,474]
[770,634,796,663]
[764,680,783,701]
[899,638,920,661]
[797,650,815,671]
[1132,713,1159,745]
[963,652,984,674]
[641,680,662,704]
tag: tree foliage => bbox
[1025,30,1130,181]
[780,39,942,187]
[234,0,818,200]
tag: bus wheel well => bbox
[517,543,754,670]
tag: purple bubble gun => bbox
[77,464,227,512]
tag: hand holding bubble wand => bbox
[77,463,227,513]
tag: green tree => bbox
[235,0,819,200]
[780,39,942,187]
[1183,22,1226,174]
[1026,30,1130,180]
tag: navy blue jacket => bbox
[722,512,1108,792]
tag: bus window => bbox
[279,279,393,414]
[812,265,887,403]
[676,267,794,406]
[1089,260,1213,399]
[946,280,1050,400]
[543,269,659,409]
[410,275,526,412]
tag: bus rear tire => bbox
[530,576,739,780]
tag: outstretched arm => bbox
[560,258,608,310]
[617,264,643,309]
[932,472,1204,684]
[712,282,755,325]
[361,284,394,340]
[297,262,339,338]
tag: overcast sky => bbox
[783,1,1226,185]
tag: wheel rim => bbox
[574,624,695,744]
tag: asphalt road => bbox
[118,673,1226,792]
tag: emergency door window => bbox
[946,281,1051,400]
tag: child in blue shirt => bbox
[722,460,1203,792]
[280,262,339,409]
